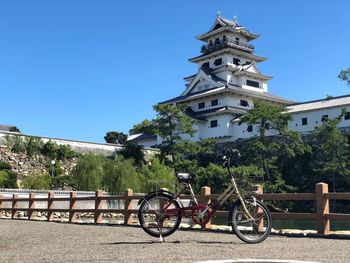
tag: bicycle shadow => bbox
[102,240,240,245]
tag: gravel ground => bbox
[0,219,349,263]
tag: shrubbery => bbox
[0,162,17,188]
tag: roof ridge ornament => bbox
[216,10,221,17]
[233,15,238,25]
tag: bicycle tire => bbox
[229,199,272,244]
[138,192,182,238]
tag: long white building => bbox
[131,15,350,146]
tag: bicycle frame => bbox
[163,167,253,227]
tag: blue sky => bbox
[1,0,350,143]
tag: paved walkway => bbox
[0,219,349,262]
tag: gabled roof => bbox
[286,94,350,113]
[158,84,294,105]
[197,15,259,42]
[181,64,226,96]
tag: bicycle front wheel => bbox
[229,199,272,244]
[138,193,182,238]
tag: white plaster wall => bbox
[198,115,232,139]
[288,106,350,133]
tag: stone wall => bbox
[0,146,77,184]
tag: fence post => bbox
[69,191,77,223]
[47,192,54,221]
[201,186,211,229]
[95,190,103,224]
[28,193,36,220]
[124,189,133,225]
[12,194,18,219]
[316,183,330,235]
[0,195,3,218]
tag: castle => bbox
[131,15,350,147]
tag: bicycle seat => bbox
[176,173,196,183]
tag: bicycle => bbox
[137,149,272,244]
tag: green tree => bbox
[104,131,127,144]
[102,155,141,194]
[338,68,350,85]
[9,126,20,133]
[312,110,350,192]
[139,158,175,192]
[118,142,144,165]
[129,119,155,135]
[71,153,105,191]
[153,103,196,166]
[239,100,309,192]
[22,172,51,190]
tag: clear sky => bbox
[1,0,350,143]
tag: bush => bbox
[102,155,141,194]
[0,170,18,188]
[25,137,43,156]
[22,172,51,190]
[57,144,77,160]
[139,158,175,192]
[41,140,58,159]
[4,135,26,153]
[0,162,12,170]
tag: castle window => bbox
[209,40,213,46]
[223,35,227,42]
[246,80,260,88]
[214,58,222,66]
[235,37,239,44]
[215,38,220,45]
[240,100,249,107]
[247,125,253,132]
[198,102,205,109]
[233,58,240,65]
[203,62,209,68]
[210,120,218,128]
[345,112,350,120]
[302,118,308,126]
[321,115,329,122]
[211,99,218,106]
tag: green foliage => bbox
[71,153,105,191]
[56,144,77,160]
[118,142,144,165]
[311,111,350,192]
[9,126,20,132]
[196,163,227,193]
[338,68,350,85]
[41,140,58,159]
[129,119,155,135]
[22,172,51,190]
[0,170,17,188]
[25,137,43,156]
[4,135,26,153]
[139,158,175,192]
[102,155,141,194]
[52,175,75,190]
[104,131,127,144]
[0,162,12,170]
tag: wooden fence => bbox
[0,182,349,235]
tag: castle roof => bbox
[287,94,350,113]
[159,85,294,105]
[197,15,259,42]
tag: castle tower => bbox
[159,15,293,142]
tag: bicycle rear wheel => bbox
[138,193,182,238]
[229,199,272,244]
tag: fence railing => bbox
[1,182,349,235]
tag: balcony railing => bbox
[201,39,254,54]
